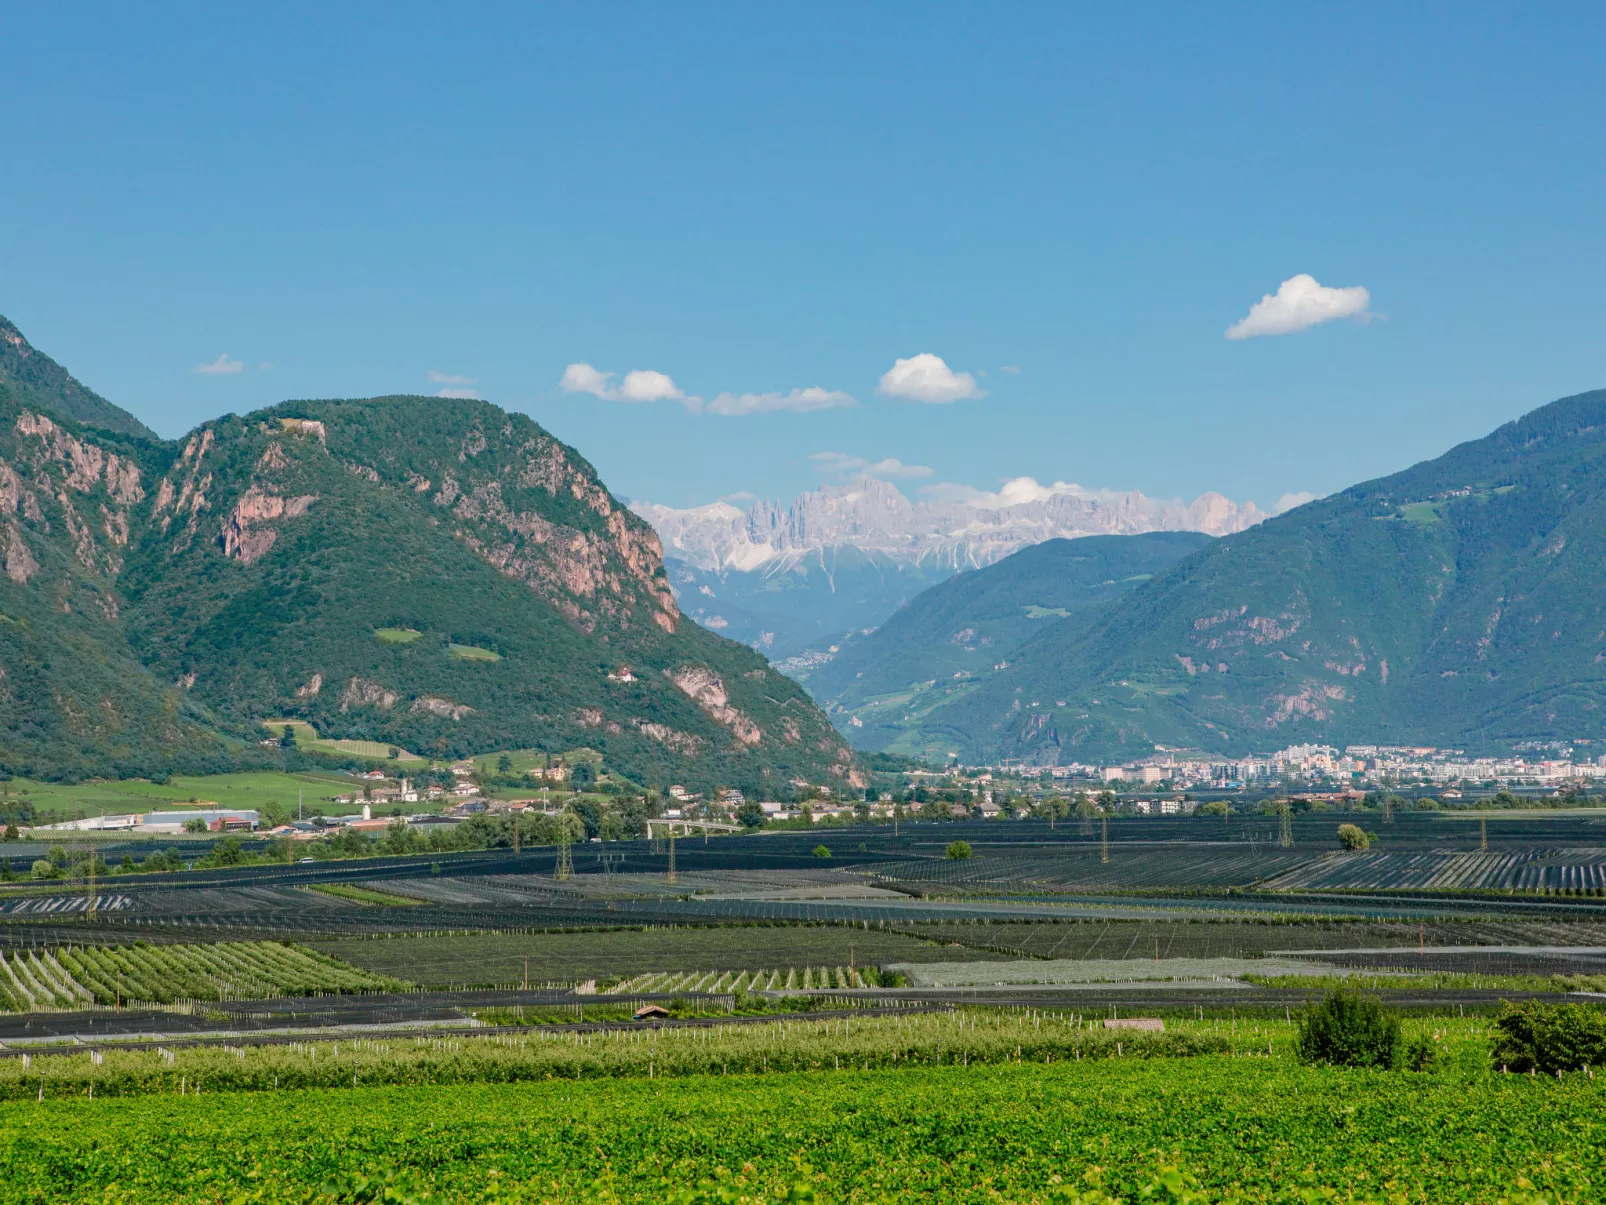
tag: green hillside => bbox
[0,320,860,792]
[802,532,1211,751]
[0,390,218,776]
[910,388,1606,763]
[0,316,157,439]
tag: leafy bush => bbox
[1295,990,1400,1068]
[946,840,972,860]
[1337,823,1370,851]
[1490,1001,1606,1073]
[813,844,831,858]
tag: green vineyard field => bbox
[1,1044,1600,1203]
[0,942,402,1010]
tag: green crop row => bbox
[0,941,405,1011]
[611,966,868,993]
[0,1008,1234,1101]
[1,1035,1601,1202]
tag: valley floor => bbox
[1,1048,1600,1203]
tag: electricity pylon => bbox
[666,830,678,885]
[1382,794,1394,825]
[1277,798,1293,849]
[1100,815,1109,865]
[554,828,573,881]
[1480,813,1488,852]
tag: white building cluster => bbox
[993,743,1606,789]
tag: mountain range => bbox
[0,315,860,791]
[854,387,1606,763]
[635,476,1267,658]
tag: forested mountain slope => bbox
[911,389,1606,764]
[801,532,1211,750]
[0,320,859,790]
[0,316,157,440]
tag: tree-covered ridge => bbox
[0,315,157,440]
[918,388,1606,763]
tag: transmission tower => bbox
[1277,798,1293,848]
[1382,794,1394,825]
[1100,815,1109,865]
[666,830,678,884]
[554,828,573,881]
[85,840,97,921]
[1479,813,1488,852]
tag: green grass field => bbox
[373,627,422,644]
[3,1039,1600,1202]
[259,720,427,765]
[312,926,1010,987]
[1,770,361,824]
[449,642,503,661]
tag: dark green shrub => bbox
[1490,1001,1606,1073]
[946,840,973,860]
[1295,990,1400,1068]
[1402,1035,1438,1071]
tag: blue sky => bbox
[2,3,1603,514]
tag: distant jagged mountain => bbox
[911,388,1606,764]
[0,315,157,440]
[0,319,859,790]
[801,532,1213,750]
[635,476,1267,657]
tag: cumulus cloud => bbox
[1274,490,1319,514]
[560,362,853,416]
[919,477,1103,509]
[1225,274,1371,340]
[811,451,933,480]
[876,353,984,404]
[702,388,856,416]
[430,370,477,386]
[195,353,243,375]
[560,362,685,404]
[437,387,482,400]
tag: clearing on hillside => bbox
[375,627,423,644]
[449,643,502,662]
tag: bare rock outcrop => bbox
[340,677,399,712]
[667,665,762,746]
[410,696,474,720]
[219,488,318,564]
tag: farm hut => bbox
[633,1004,671,1021]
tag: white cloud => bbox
[430,370,477,385]
[811,451,933,480]
[617,369,685,403]
[437,388,482,400]
[258,362,272,372]
[1225,274,1371,340]
[195,353,243,375]
[561,362,853,416]
[1274,490,1318,513]
[702,388,856,416]
[919,476,1095,509]
[876,353,984,404]
[560,362,686,404]
[1000,364,1022,374]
